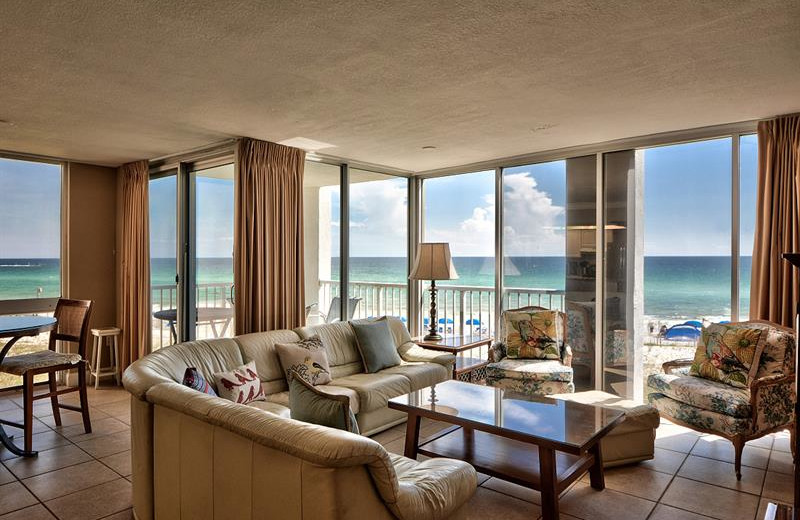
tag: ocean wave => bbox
[0,263,42,267]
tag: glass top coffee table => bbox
[388,380,625,520]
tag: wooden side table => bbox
[414,335,493,382]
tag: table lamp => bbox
[410,243,459,340]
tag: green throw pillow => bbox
[351,320,403,373]
[288,372,359,434]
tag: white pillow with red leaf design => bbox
[213,361,266,404]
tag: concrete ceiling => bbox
[1,1,798,171]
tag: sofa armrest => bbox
[662,359,693,375]
[750,373,795,432]
[397,343,455,367]
[391,454,477,520]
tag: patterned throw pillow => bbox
[275,336,332,386]
[690,323,768,388]
[504,310,563,360]
[289,371,359,434]
[214,361,266,404]
[182,367,217,396]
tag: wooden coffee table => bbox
[388,380,625,520]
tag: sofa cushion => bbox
[275,336,332,385]
[647,372,751,418]
[266,384,361,414]
[295,321,363,369]
[247,400,291,418]
[380,362,449,391]
[486,358,573,382]
[352,320,403,373]
[690,323,767,388]
[330,373,412,413]
[289,374,359,434]
[214,361,267,405]
[649,393,751,436]
[235,329,300,394]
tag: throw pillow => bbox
[275,335,332,386]
[182,367,217,397]
[214,361,266,404]
[289,371,359,434]
[690,323,768,388]
[503,310,563,360]
[351,320,402,373]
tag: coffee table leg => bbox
[539,446,559,520]
[404,412,421,459]
[588,442,605,490]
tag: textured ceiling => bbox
[1,0,799,170]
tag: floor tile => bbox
[45,478,132,520]
[639,447,688,475]
[94,401,130,422]
[768,449,794,475]
[559,481,656,520]
[649,504,717,520]
[0,399,19,413]
[449,488,541,520]
[0,503,55,519]
[0,463,15,485]
[4,445,93,479]
[370,423,406,445]
[76,430,131,458]
[40,408,108,429]
[773,434,792,453]
[60,416,128,442]
[1,430,71,461]
[0,481,38,515]
[654,426,701,453]
[581,464,672,501]
[678,455,765,495]
[99,509,134,520]
[748,435,775,450]
[481,477,541,504]
[23,460,120,501]
[100,451,131,477]
[661,476,759,520]
[762,471,793,503]
[690,436,771,469]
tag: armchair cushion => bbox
[647,373,751,418]
[486,358,573,382]
[648,393,751,436]
[503,309,564,360]
[689,323,767,388]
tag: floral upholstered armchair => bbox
[486,306,574,396]
[648,319,795,480]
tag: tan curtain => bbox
[118,160,151,370]
[235,138,305,333]
[749,114,800,326]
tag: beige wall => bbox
[65,162,118,330]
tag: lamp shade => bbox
[409,243,459,281]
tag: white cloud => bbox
[425,173,565,257]
[348,179,408,255]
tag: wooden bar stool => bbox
[90,327,121,389]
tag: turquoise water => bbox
[0,256,751,319]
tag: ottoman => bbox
[550,390,660,467]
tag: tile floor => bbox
[0,385,793,520]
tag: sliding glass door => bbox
[149,173,179,349]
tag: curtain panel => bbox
[750,114,800,327]
[235,138,306,333]
[118,160,151,370]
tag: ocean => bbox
[0,256,751,319]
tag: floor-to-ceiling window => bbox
[641,137,733,393]
[348,169,408,321]
[739,134,757,319]
[193,163,235,340]
[423,170,495,336]
[303,161,341,325]
[149,174,178,349]
[0,157,62,389]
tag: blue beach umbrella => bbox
[438,318,454,324]
[465,318,481,326]
[664,325,701,341]
[683,320,703,328]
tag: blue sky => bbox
[2,137,758,259]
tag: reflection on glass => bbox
[739,134,757,319]
[303,161,341,325]
[193,164,235,340]
[423,171,495,336]
[149,175,177,349]
[348,169,408,321]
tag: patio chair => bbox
[485,306,574,396]
[320,297,362,323]
[648,319,796,479]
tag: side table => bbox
[414,334,493,382]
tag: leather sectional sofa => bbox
[123,317,477,520]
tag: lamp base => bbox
[423,332,443,341]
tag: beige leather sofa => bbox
[123,317,475,520]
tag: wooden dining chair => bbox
[0,299,93,454]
